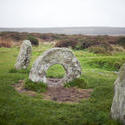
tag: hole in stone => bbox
[46,64,66,84]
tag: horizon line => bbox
[0,26,125,28]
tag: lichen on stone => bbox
[15,40,32,70]
[111,64,125,124]
[29,48,82,87]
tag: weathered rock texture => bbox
[29,48,82,86]
[15,40,32,70]
[111,64,125,124]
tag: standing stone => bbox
[29,48,82,86]
[111,64,125,124]
[15,40,32,70]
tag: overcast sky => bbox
[0,0,125,27]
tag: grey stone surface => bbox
[29,48,82,86]
[111,64,125,124]
[15,40,32,70]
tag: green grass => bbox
[46,64,65,78]
[0,43,124,125]
[9,68,30,74]
[64,78,87,89]
[24,79,47,93]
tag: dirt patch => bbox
[43,86,93,103]
[12,80,93,103]
[12,80,37,97]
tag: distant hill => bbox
[0,27,125,36]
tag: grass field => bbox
[0,43,125,125]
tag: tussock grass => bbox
[24,79,47,93]
[65,78,87,89]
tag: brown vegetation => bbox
[0,32,125,54]
[0,37,13,48]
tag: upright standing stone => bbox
[29,48,82,86]
[15,40,32,70]
[111,64,125,124]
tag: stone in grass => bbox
[111,64,125,124]
[15,40,32,70]
[29,48,82,87]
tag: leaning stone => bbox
[111,64,125,124]
[15,40,32,70]
[29,48,82,86]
